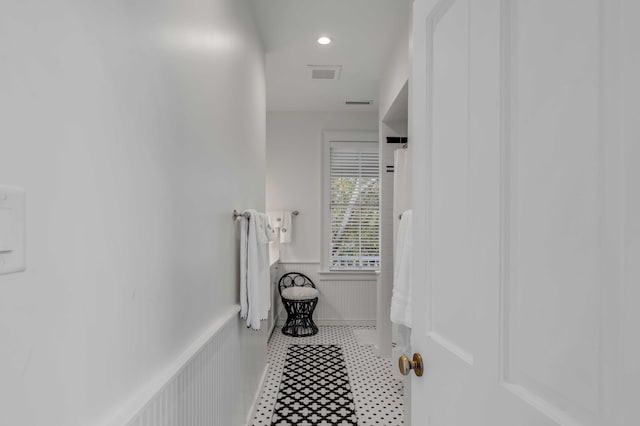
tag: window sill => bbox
[317,270,380,281]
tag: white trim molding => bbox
[316,319,377,327]
[245,363,270,426]
[317,270,379,281]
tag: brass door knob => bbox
[399,353,424,377]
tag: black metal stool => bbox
[278,272,319,337]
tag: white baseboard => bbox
[268,318,277,339]
[246,362,270,426]
[277,317,376,327]
[316,319,377,327]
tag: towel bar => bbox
[233,209,299,220]
[233,210,250,220]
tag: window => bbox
[325,139,380,270]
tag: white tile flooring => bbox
[252,326,405,426]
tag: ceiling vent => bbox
[345,100,373,105]
[308,65,342,80]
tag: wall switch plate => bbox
[0,186,26,275]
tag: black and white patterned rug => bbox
[271,344,358,425]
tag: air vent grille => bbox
[345,100,373,105]
[312,69,336,79]
[308,65,342,80]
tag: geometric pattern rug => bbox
[271,345,358,425]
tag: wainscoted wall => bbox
[266,112,380,328]
[0,0,266,424]
[123,307,268,426]
[276,263,377,326]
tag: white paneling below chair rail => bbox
[119,306,268,426]
[275,263,376,326]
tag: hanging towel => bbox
[239,210,271,330]
[267,211,283,230]
[393,148,411,249]
[265,214,277,242]
[256,212,276,244]
[240,214,249,321]
[280,211,293,243]
[391,209,413,328]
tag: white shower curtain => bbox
[392,148,412,374]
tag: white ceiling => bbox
[251,0,412,112]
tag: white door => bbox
[409,0,640,425]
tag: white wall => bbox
[379,24,411,129]
[0,1,266,425]
[377,21,411,359]
[266,111,379,325]
[378,16,411,423]
[266,111,379,263]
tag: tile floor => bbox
[252,326,405,426]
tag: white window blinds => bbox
[330,144,380,270]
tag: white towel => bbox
[280,211,293,243]
[240,215,249,321]
[256,212,276,244]
[239,210,271,330]
[393,148,411,249]
[391,209,413,328]
[267,211,283,230]
[265,215,277,242]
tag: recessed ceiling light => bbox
[317,36,332,45]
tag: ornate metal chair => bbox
[278,272,319,337]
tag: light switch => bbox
[0,208,14,252]
[0,186,25,275]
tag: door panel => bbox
[621,4,640,424]
[411,0,493,424]
[502,0,604,422]
[410,0,637,425]
[430,0,475,364]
